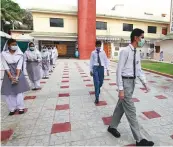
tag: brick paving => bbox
[1,59,173,146]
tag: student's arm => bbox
[103,51,109,75]
[1,54,14,80]
[16,56,24,79]
[37,51,42,62]
[116,49,127,91]
[90,52,94,74]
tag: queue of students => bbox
[1,39,58,115]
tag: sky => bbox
[14,0,171,16]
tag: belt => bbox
[122,76,136,79]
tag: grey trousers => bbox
[110,79,142,142]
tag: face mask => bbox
[10,45,18,51]
[138,38,145,47]
[29,47,35,51]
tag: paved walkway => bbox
[1,59,173,146]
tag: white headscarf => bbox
[41,47,49,58]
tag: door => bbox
[57,44,67,56]
[103,42,111,58]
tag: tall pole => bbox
[170,0,173,33]
[78,0,96,59]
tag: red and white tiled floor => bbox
[1,60,173,146]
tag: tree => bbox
[21,9,33,30]
[0,0,33,32]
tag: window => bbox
[162,28,167,35]
[148,26,157,34]
[96,21,107,30]
[123,23,133,31]
[50,18,64,27]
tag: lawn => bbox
[141,60,173,75]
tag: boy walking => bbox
[90,41,109,104]
[108,29,154,146]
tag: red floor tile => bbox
[148,81,156,83]
[40,81,46,84]
[109,83,116,86]
[62,77,69,78]
[89,91,95,95]
[160,86,169,89]
[95,101,107,106]
[60,86,69,89]
[63,74,69,75]
[61,80,69,83]
[51,122,71,134]
[1,129,13,141]
[55,104,69,110]
[82,76,88,78]
[86,84,93,87]
[59,93,70,97]
[132,98,140,102]
[155,95,167,99]
[166,79,173,82]
[84,79,91,82]
[102,116,112,125]
[24,96,36,100]
[142,111,161,119]
[104,79,110,81]
[14,108,28,115]
[170,135,173,139]
[145,73,150,75]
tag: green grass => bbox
[141,60,173,75]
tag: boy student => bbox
[90,41,109,104]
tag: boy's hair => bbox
[7,39,16,45]
[96,40,102,47]
[130,28,144,43]
[29,42,34,46]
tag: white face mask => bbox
[10,46,18,51]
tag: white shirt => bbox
[117,44,146,90]
[1,50,23,70]
[90,48,109,72]
[24,49,42,62]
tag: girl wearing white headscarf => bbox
[24,42,42,90]
[41,46,50,79]
[52,46,58,68]
[1,39,30,115]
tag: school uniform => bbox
[24,45,42,90]
[52,47,57,68]
[41,49,50,78]
[49,49,54,72]
[90,48,109,101]
[109,44,146,142]
[1,45,30,112]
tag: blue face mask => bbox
[29,47,35,51]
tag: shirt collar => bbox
[129,44,136,51]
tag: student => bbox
[159,50,164,61]
[1,39,30,115]
[48,46,54,72]
[41,46,50,79]
[90,41,109,104]
[24,42,42,90]
[108,28,154,146]
[52,46,57,68]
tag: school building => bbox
[11,1,171,60]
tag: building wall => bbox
[96,17,169,39]
[32,12,169,39]
[154,40,173,62]
[32,13,77,33]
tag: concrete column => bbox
[78,0,96,59]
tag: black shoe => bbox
[107,126,121,138]
[95,99,99,104]
[45,77,49,79]
[32,88,37,91]
[9,111,15,116]
[136,139,154,146]
[19,109,25,114]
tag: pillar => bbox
[78,0,96,59]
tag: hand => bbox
[143,84,150,93]
[9,75,15,81]
[107,70,109,76]
[118,90,124,99]
[90,71,93,77]
[15,76,19,82]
